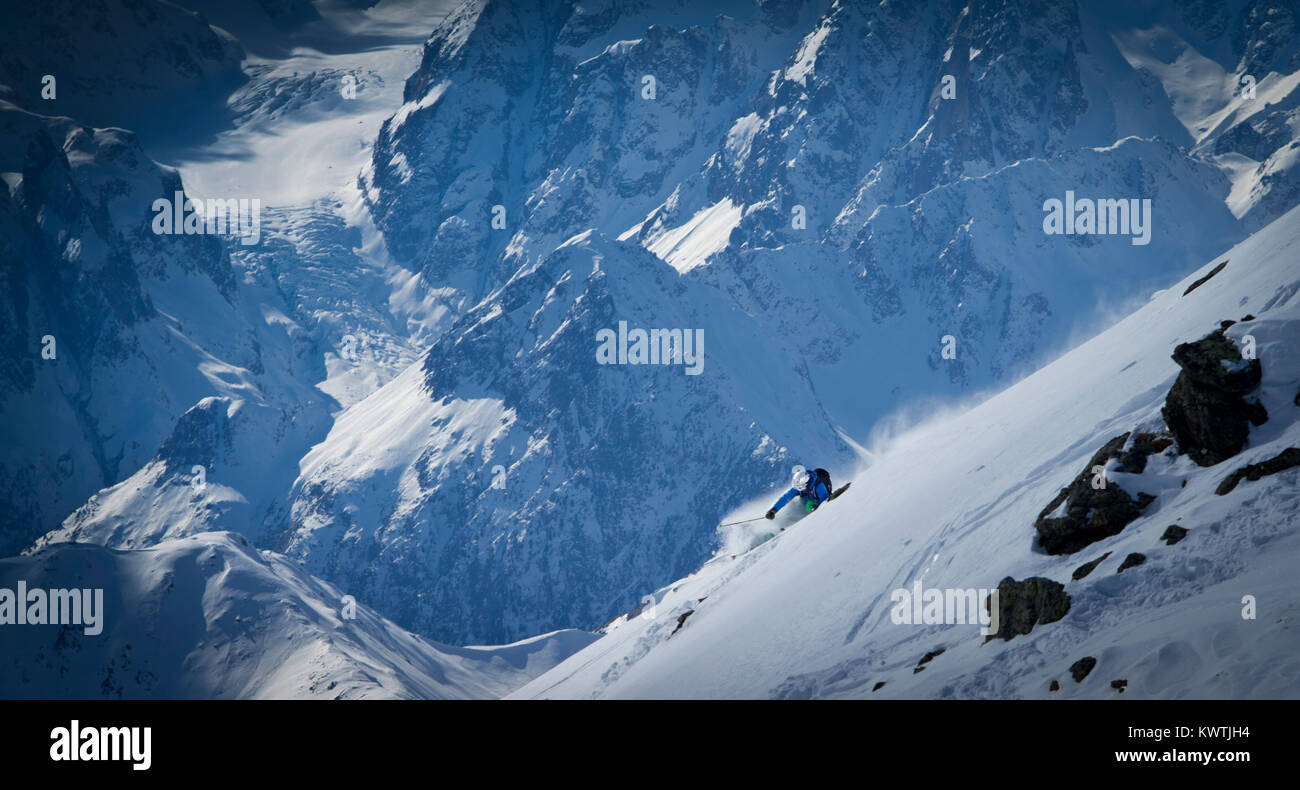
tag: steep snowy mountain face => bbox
[2,0,594,698]
[511,205,1300,700]
[0,100,329,556]
[270,0,1300,644]
[0,0,446,556]
[0,531,597,699]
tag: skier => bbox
[765,464,833,520]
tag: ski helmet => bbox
[791,464,811,490]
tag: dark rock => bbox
[614,597,654,627]
[1070,656,1096,682]
[1111,679,1128,693]
[1182,260,1227,296]
[669,609,694,636]
[1296,390,1300,407]
[1164,376,1268,465]
[1170,329,1260,393]
[872,681,886,692]
[1115,433,1174,474]
[1049,679,1060,692]
[1035,434,1157,554]
[1072,552,1111,580]
[914,648,946,673]
[986,576,1071,642]
[1160,525,1188,545]
[156,397,237,474]
[1162,329,1268,466]
[1241,314,1255,321]
[1216,447,1300,495]
[1219,319,1236,330]
[1117,553,1147,572]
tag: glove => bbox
[765,509,776,520]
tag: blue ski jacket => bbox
[770,468,831,514]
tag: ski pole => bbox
[716,515,767,529]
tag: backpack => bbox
[813,468,832,500]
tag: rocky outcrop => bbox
[1182,260,1227,296]
[1070,656,1097,682]
[1161,328,1268,466]
[913,648,946,673]
[1071,552,1111,580]
[1117,553,1147,573]
[669,609,695,637]
[1160,525,1188,545]
[1035,434,1156,554]
[985,577,1071,642]
[1215,448,1300,495]
[1114,434,1174,474]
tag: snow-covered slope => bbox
[511,205,1300,699]
[0,530,596,699]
